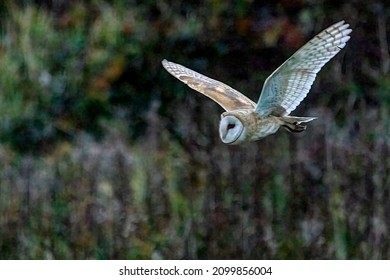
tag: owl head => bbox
[219,112,246,144]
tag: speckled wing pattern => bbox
[255,21,352,117]
[162,59,256,111]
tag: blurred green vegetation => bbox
[0,0,390,259]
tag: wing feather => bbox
[255,20,352,117]
[162,60,256,111]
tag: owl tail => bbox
[280,116,317,133]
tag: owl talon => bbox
[282,123,307,133]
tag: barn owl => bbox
[162,21,352,144]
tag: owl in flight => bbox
[162,21,352,144]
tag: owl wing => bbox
[162,59,256,111]
[255,20,352,117]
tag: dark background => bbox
[0,0,389,259]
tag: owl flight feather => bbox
[162,21,352,144]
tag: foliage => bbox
[0,0,390,259]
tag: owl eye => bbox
[227,123,236,130]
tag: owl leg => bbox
[282,122,307,133]
[279,116,317,133]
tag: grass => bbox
[0,101,389,259]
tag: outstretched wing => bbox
[255,20,352,117]
[162,59,256,111]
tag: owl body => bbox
[162,21,352,144]
[219,110,281,144]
